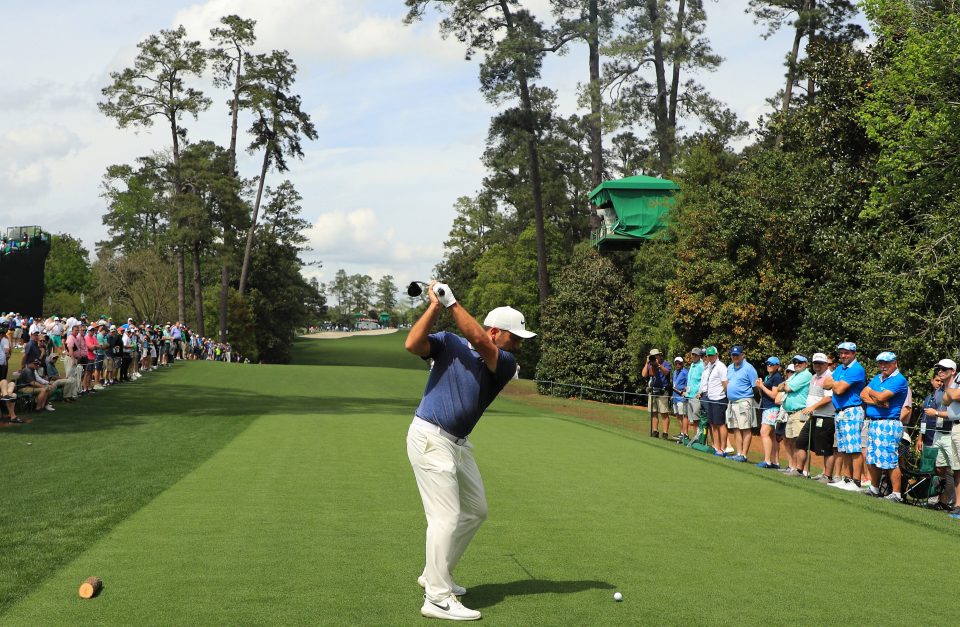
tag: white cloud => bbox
[1,124,85,161]
[173,0,463,66]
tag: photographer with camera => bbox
[642,349,673,439]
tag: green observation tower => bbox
[589,175,679,251]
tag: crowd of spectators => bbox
[0,312,239,424]
[644,342,960,518]
[1,228,49,256]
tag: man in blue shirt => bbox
[405,281,533,621]
[671,356,688,442]
[724,345,758,462]
[861,352,910,501]
[825,341,867,491]
[642,349,673,439]
[682,348,705,443]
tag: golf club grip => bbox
[437,288,445,296]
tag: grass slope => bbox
[2,333,958,625]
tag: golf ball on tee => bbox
[613,592,622,602]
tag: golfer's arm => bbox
[945,387,960,402]
[829,379,850,394]
[448,303,499,371]
[811,395,833,411]
[405,302,442,358]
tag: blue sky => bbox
[0,0,870,294]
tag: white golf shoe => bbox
[420,595,480,621]
[418,575,466,596]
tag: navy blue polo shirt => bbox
[415,332,518,438]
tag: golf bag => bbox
[689,411,714,453]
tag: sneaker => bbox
[928,502,953,512]
[810,473,826,481]
[777,467,797,474]
[45,405,56,412]
[420,596,480,621]
[814,475,833,484]
[661,432,670,440]
[724,446,735,455]
[838,481,862,492]
[728,455,747,462]
[713,450,726,457]
[884,493,903,503]
[94,384,105,391]
[827,478,849,489]
[651,431,659,438]
[782,468,803,477]
[756,461,776,469]
[418,576,466,597]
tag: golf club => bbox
[407,281,445,298]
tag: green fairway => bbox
[2,332,959,625]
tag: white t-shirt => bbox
[948,376,960,421]
[0,337,9,366]
[700,360,728,400]
[65,317,79,333]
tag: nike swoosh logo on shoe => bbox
[430,602,450,611]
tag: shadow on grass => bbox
[4,382,419,436]
[468,579,615,609]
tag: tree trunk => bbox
[775,0,809,148]
[647,0,672,175]
[238,147,271,296]
[500,0,549,306]
[587,0,603,231]
[176,248,186,323]
[806,0,816,104]
[192,241,204,336]
[228,52,243,173]
[668,0,687,128]
[219,259,229,342]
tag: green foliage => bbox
[44,234,93,295]
[537,247,638,400]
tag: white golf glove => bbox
[432,282,457,308]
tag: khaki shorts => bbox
[649,393,670,414]
[103,357,114,371]
[726,399,756,430]
[685,398,701,422]
[936,430,960,471]
[785,410,808,439]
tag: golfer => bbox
[405,280,535,621]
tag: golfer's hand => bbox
[924,407,937,417]
[802,407,812,416]
[432,282,457,308]
[427,281,441,307]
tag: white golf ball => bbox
[613,592,622,602]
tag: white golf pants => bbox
[407,419,488,603]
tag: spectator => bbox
[724,345,758,462]
[0,320,10,382]
[65,325,85,393]
[796,353,836,482]
[698,346,729,456]
[860,352,910,501]
[682,348,705,443]
[0,378,20,423]
[921,360,957,511]
[642,349,672,439]
[781,355,812,476]
[755,357,784,469]
[671,356,688,442]
[17,359,55,412]
[45,352,78,401]
[825,342,867,492]
[20,329,41,368]
[84,326,102,392]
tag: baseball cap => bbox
[482,306,536,339]
[109,325,117,331]
[765,356,780,365]
[876,351,897,362]
[812,353,828,363]
[705,346,718,356]
[837,341,857,352]
[649,348,661,356]
[674,356,684,363]
[792,354,808,363]
[786,364,796,372]
[691,347,705,356]
[936,359,957,370]
[730,345,744,356]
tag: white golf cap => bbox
[937,359,957,370]
[674,356,684,362]
[483,306,536,338]
[812,352,828,363]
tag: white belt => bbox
[413,416,467,445]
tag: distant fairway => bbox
[2,332,958,625]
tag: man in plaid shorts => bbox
[860,352,909,501]
[825,342,867,491]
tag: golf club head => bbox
[407,281,445,298]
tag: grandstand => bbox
[0,226,51,316]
